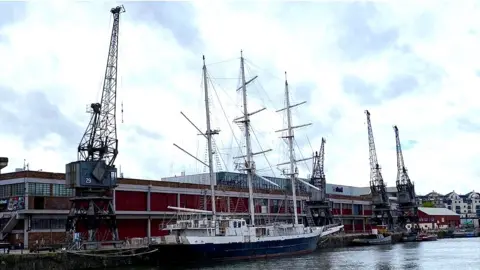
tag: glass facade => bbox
[28,183,51,196]
[0,183,74,198]
[52,184,74,197]
[0,183,25,197]
[216,171,308,193]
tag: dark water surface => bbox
[119,238,480,270]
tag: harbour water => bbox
[117,238,480,270]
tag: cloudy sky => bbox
[1,1,480,195]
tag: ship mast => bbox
[232,51,279,225]
[275,72,312,226]
[172,56,220,218]
[240,51,256,225]
[285,73,299,225]
[203,56,217,220]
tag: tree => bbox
[422,201,435,208]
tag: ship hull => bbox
[149,234,318,265]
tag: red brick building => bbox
[417,207,461,229]
[0,170,374,248]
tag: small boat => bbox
[453,229,476,238]
[417,233,437,241]
[402,233,418,242]
[351,234,392,246]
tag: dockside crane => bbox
[394,125,418,229]
[65,6,125,249]
[365,110,394,230]
[304,137,334,226]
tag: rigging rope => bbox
[250,126,276,178]
[207,70,245,161]
[206,57,239,66]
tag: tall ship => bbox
[150,52,343,263]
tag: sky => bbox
[1,1,480,195]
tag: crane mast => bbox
[365,110,394,230]
[304,137,334,227]
[394,125,418,229]
[65,6,125,249]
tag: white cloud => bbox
[1,1,480,195]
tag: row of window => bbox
[0,183,74,197]
[216,172,308,193]
[0,184,25,198]
[332,203,369,211]
[31,219,66,230]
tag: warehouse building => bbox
[0,170,374,248]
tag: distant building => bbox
[417,191,480,219]
[417,207,460,230]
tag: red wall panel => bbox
[151,193,177,211]
[179,194,201,209]
[343,224,353,233]
[286,207,302,214]
[151,219,169,237]
[332,208,341,215]
[205,196,212,211]
[216,197,228,213]
[342,209,352,215]
[230,197,248,213]
[364,210,373,216]
[354,224,364,232]
[115,191,147,211]
[117,219,147,240]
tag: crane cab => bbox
[65,160,117,189]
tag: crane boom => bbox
[304,137,334,227]
[78,5,124,166]
[365,110,394,230]
[365,110,388,203]
[394,125,418,229]
[311,138,326,201]
[394,126,413,189]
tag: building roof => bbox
[418,207,459,216]
[355,186,397,196]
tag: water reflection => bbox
[118,238,480,270]
[398,242,420,270]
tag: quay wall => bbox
[0,249,151,270]
[321,232,404,249]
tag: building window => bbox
[31,219,66,230]
[28,183,51,196]
[0,184,25,198]
[52,184,74,197]
[12,184,25,196]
